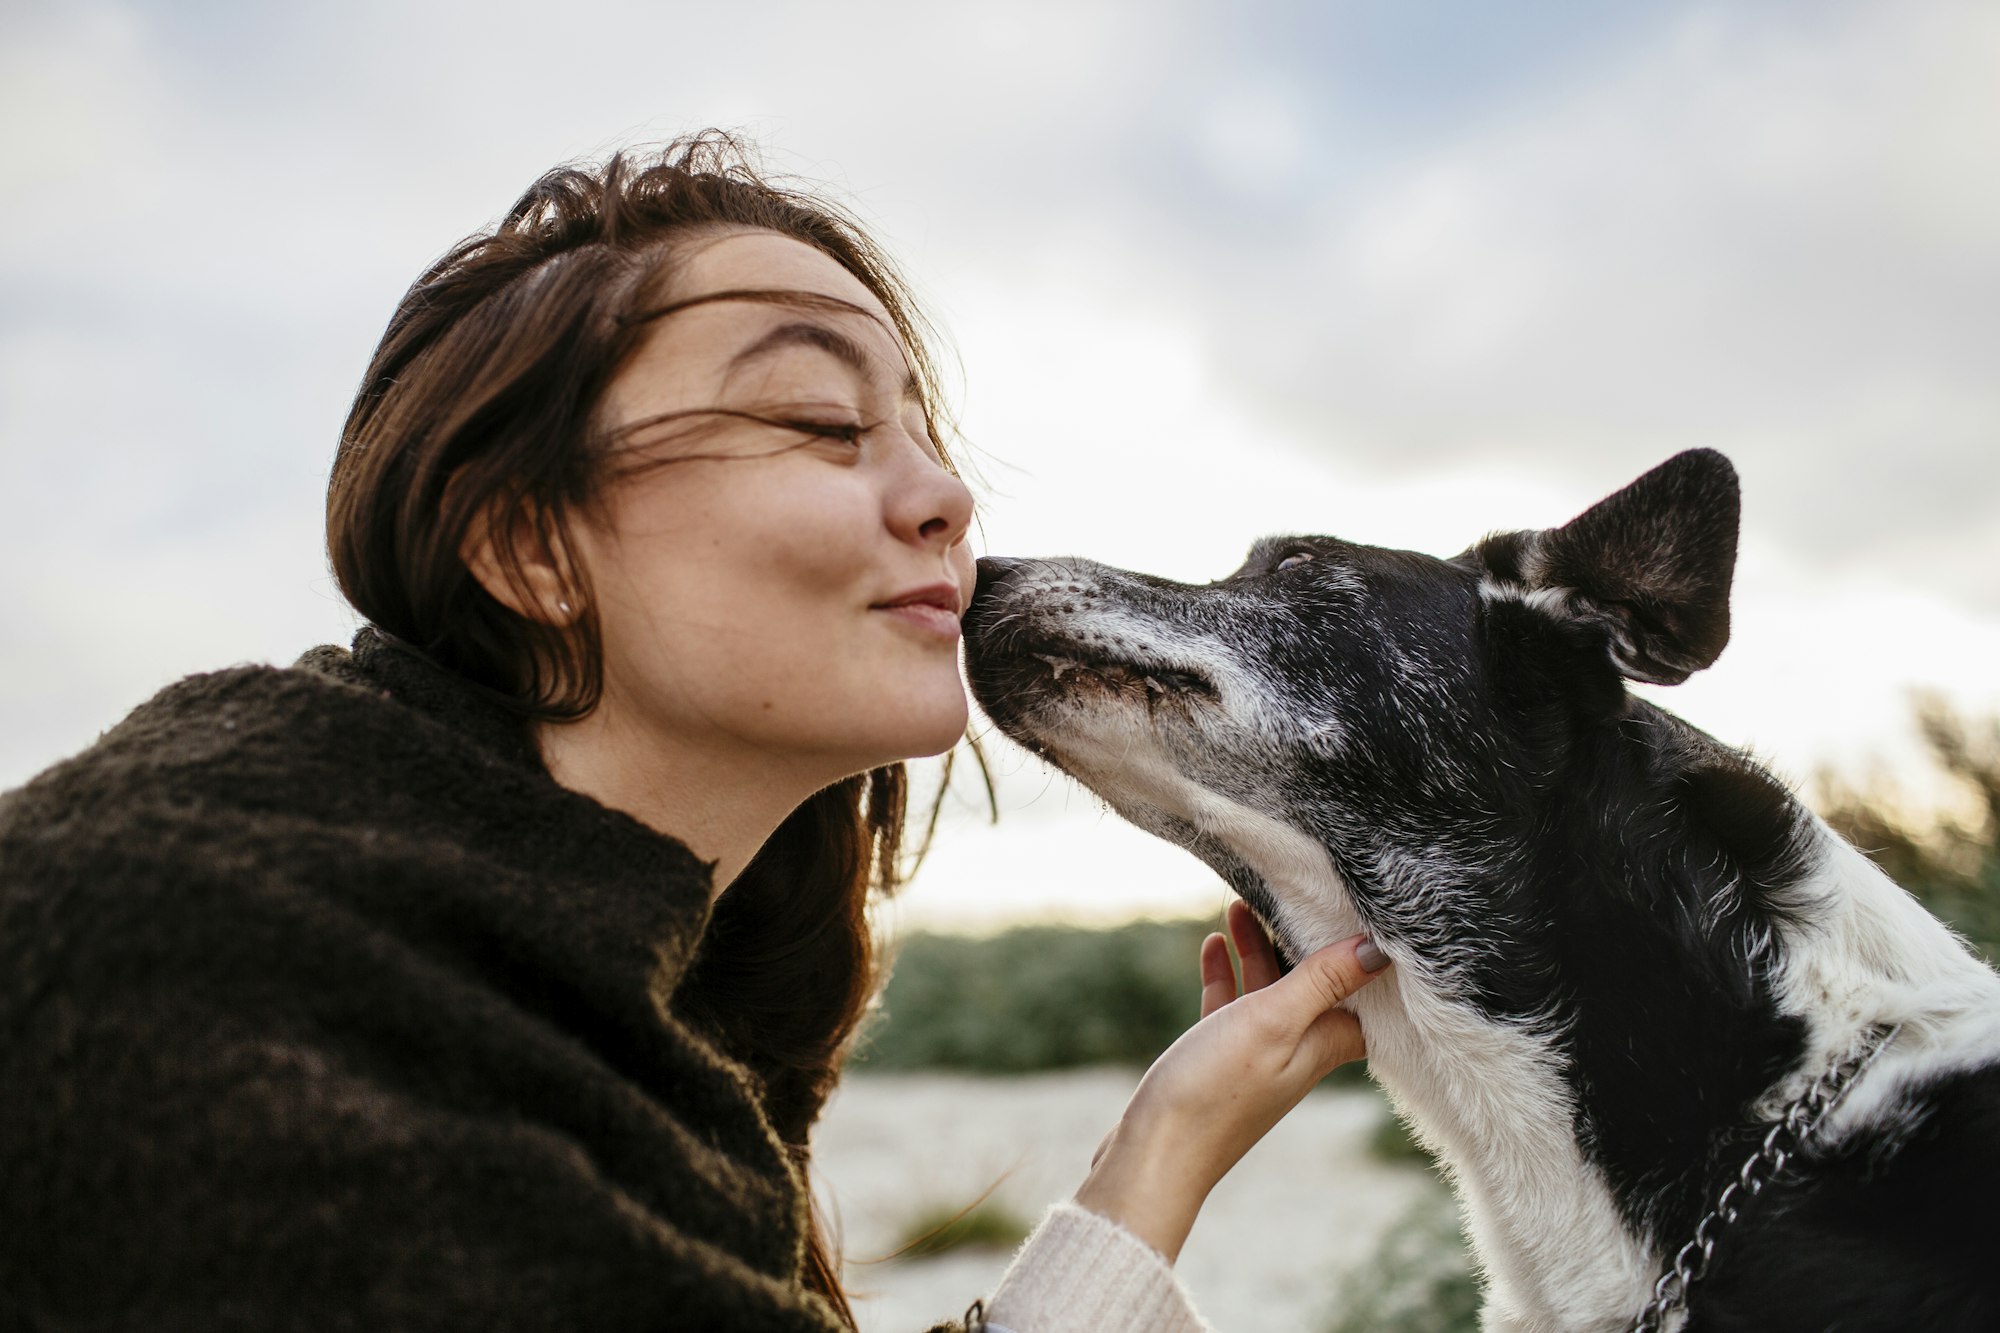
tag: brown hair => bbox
[325,131,953,1325]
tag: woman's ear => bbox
[458,489,580,627]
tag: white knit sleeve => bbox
[978,1199,1209,1333]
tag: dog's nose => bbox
[972,556,1028,611]
[968,556,1032,628]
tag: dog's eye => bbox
[1276,552,1315,572]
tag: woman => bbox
[0,134,1386,1331]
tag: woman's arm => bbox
[979,905,1389,1331]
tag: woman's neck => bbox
[531,709,828,899]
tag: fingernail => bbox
[1355,937,1390,973]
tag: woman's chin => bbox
[899,712,972,762]
[874,696,971,765]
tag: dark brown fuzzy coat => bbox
[0,628,949,1331]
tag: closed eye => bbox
[783,415,874,447]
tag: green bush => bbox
[1817,696,2000,962]
[853,917,1213,1072]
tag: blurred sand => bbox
[814,1069,1436,1331]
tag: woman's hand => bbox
[1072,901,1390,1262]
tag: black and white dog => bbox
[962,450,2000,1332]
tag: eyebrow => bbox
[728,319,922,402]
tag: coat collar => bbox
[337,624,549,774]
[292,624,720,1004]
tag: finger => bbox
[1226,899,1282,994]
[1261,934,1389,1031]
[1300,1008,1368,1079]
[1199,932,1238,1019]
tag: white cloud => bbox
[1196,1,2000,608]
[1192,80,1311,195]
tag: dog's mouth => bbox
[1020,646,1218,704]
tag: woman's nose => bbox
[891,447,975,551]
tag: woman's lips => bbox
[877,601,962,637]
[873,584,965,639]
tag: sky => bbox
[3,0,1996,930]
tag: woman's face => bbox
[572,229,976,781]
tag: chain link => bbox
[1627,1023,1900,1333]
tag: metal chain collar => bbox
[1627,1022,1902,1333]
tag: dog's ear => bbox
[1476,449,1740,686]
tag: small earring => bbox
[557,600,573,615]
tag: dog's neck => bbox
[1246,781,1842,1329]
[1078,719,1994,1327]
[1264,856,1668,1330]
[1276,813,2000,1333]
